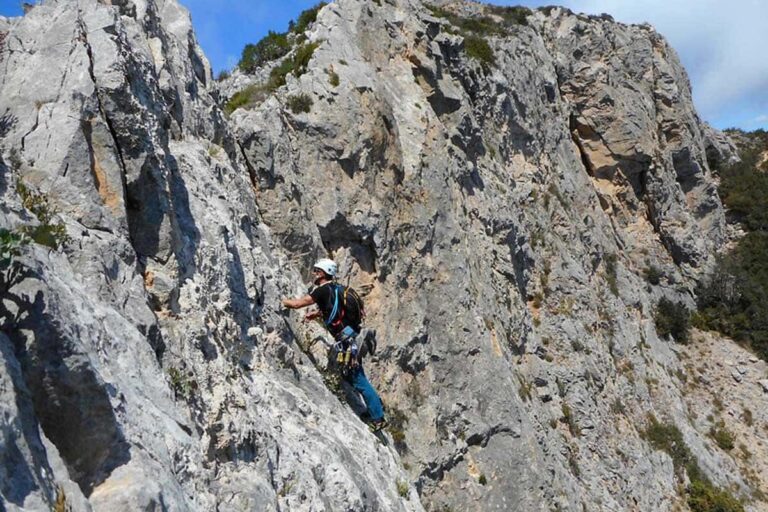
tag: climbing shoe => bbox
[369,418,388,432]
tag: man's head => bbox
[312,258,337,284]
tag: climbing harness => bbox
[333,325,359,376]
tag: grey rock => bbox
[759,380,768,393]
[0,1,419,511]
[0,333,56,511]
[0,0,758,511]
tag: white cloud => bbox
[555,0,768,126]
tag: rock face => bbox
[0,0,764,511]
[0,1,417,511]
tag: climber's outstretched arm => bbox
[282,294,315,309]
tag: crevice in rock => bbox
[417,423,516,491]
[78,8,171,361]
[0,154,9,197]
[418,447,468,488]
[142,1,185,132]
[465,424,515,448]
[569,113,595,177]
[19,107,40,153]
[77,11,130,220]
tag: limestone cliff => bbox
[0,0,764,511]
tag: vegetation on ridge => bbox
[228,2,325,114]
[226,41,319,115]
[239,31,291,74]
[425,3,532,68]
[237,2,326,74]
[695,129,768,362]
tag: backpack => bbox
[325,283,365,332]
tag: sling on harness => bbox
[323,283,376,376]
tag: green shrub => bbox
[286,93,313,114]
[464,35,495,67]
[487,5,532,26]
[426,4,450,19]
[267,42,319,92]
[478,474,487,485]
[235,2,324,76]
[290,2,327,34]
[710,424,735,450]
[16,180,70,249]
[538,5,565,16]
[428,3,530,33]
[292,41,319,76]
[239,31,291,73]
[654,297,691,343]
[168,367,195,399]
[643,415,699,478]
[328,69,340,87]
[224,84,269,115]
[644,264,663,285]
[387,407,409,455]
[561,403,580,437]
[643,415,743,511]
[0,227,30,300]
[698,233,768,360]
[0,228,27,270]
[268,58,295,91]
[426,3,538,67]
[216,69,231,81]
[688,480,744,512]
[396,478,409,497]
[456,15,505,35]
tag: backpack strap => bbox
[325,283,345,329]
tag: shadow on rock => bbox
[5,287,132,497]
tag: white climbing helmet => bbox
[313,258,337,277]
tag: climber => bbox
[282,258,387,431]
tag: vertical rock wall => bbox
[0,0,762,511]
[229,1,755,511]
[1,1,419,511]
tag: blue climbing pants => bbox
[348,365,384,421]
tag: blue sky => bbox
[1,0,765,131]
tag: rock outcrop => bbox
[1,0,764,511]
